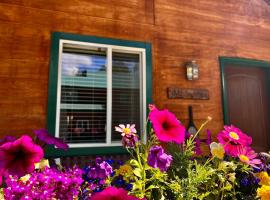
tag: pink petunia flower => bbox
[0,135,44,177]
[237,146,261,168]
[91,186,141,200]
[217,125,252,157]
[34,129,69,151]
[115,124,137,137]
[149,108,186,144]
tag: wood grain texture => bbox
[0,0,270,143]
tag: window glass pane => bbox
[111,52,141,141]
[59,44,107,144]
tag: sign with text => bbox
[167,87,209,100]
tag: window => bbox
[47,32,152,157]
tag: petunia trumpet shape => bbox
[0,135,44,177]
[149,108,186,144]
[34,129,68,151]
[217,125,252,157]
[147,145,173,172]
[91,186,142,200]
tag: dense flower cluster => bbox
[0,105,270,200]
[3,167,83,200]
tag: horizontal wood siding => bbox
[0,0,270,140]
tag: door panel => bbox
[225,66,270,152]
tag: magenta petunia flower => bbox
[149,108,186,144]
[217,125,252,157]
[91,186,141,200]
[34,129,68,151]
[237,146,261,168]
[0,135,44,177]
[147,145,173,172]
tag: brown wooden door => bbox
[224,66,270,152]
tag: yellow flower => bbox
[20,174,31,183]
[229,132,239,140]
[257,185,270,200]
[35,159,50,170]
[210,142,225,159]
[115,164,134,182]
[256,171,270,186]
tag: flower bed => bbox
[0,105,270,200]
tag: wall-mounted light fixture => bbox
[186,60,199,80]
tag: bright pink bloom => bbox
[149,108,185,144]
[217,125,252,157]
[237,146,261,168]
[0,135,44,177]
[91,186,141,200]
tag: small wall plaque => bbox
[167,87,209,100]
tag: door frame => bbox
[219,56,270,124]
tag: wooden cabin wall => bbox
[0,0,270,140]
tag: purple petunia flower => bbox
[0,135,44,178]
[34,129,68,151]
[88,158,113,179]
[147,145,173,172]
[0,135,16,146]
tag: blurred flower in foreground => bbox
[210,142,225,159]
[34,129,68,151]
[149,108,185,144]
[256,171,270,186]
[0,135,43,177]
[91,186,141,200]
[257,185,270,200]
[147,145,172,172]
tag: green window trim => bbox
[219,56,270,125]
[46,32,152,158]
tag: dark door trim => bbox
[219,57,270,125]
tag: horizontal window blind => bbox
[111,52,141,141]
[56,41,144,146]
[59,44,107,144]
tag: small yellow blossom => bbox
[115,164,134,182]
[20,174,31,183]
[257,185,270,200]
[256,171,270,186]
[35,159,50,170]
[229,132,239,140]
[210,142,225,159]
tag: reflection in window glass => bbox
[59,44,107,143]
[111,52,141,141]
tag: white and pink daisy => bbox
[115,124,137,137]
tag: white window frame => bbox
[55,39,147,148]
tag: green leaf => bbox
[133,168,142,178]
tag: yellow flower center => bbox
[229,132,239,140]
[123,128,131,135]
[239,154,250,163]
